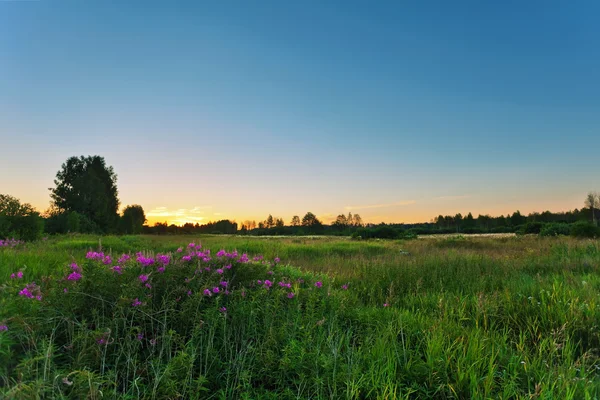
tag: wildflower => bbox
[36,295,42,301]
[111,265,123,274]
[224,290,230,295]
[203,289,211,296]
[149,339,157,346]
[204,267,211,272]
[63,288,68,293]
[267,270,274,275]
[341,284,348,290]
[117,254,131,264]
[10,273,15,279]
[274,257,280,263]
[69,263,80,272]
[145,283,152,289]
[136,256,154,267]
[136,333,144,341]
[97,338,107,345]
[156,254,170,265]
[188,243,196,248]
[220,281,228,287]
[157,266,165,273]
[212,287,220,294]
[0,325,7,331]
[182,255,192,262]
[102,256,112,265]
[19,288,34,299]
[132,298,142,307]
[383,303,389,307]
[202,257,211,262]
[287,292,295,299]
[216,249,226,257]
[138,274,149,283]
[315,281,323,288]
[219,307,227,313]
[257,280,262,285]
[239,254,249,263]
[253,255,263,261]
[264,280,272,288]
[225,264,232,270]
[216,268,224,274]
[17,271,23,279]
[67,271,82,281]
[187,290,192,296]
[176,247,183,253]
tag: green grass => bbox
[1,234,599,399]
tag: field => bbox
[1,234,599,399]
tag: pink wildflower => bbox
[17,271,23,279]
[203,289,211,296]
[0,325,7,331]
[182,255,192,262]
[315,281,323,288]
[67,271,82,281]
[132,298,142,307]
[287,292,295,299]
[212,287,220,294]
[216,268,224,274]
[138,274,149,283]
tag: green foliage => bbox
[0,215,44,241]
[50,156,120,233]
[539,223,571,237]
[570,221,600,238]
[518,221,544,234]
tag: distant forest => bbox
[1,155,599,240]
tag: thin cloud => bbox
[147,206,212,221]
[344,200,416,211]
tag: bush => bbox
[540,223,571,237]
[0,215,44,241]
[518,222,544,235]
[570,221,600,238]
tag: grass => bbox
[1,234,599,399]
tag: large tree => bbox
[50,156,120,232]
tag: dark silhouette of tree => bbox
[353,214,363,227]
[585,192,599,226]
[0,194,37,216]
[50,156,120,233]
[290,215,300,226]
[121,205,147,234]
[275,218,284,228]
[266,214,274,228]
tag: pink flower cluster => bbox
[0,238,23,248]
[19,282,42,301]
[10,271,23,279]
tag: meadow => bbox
[0,234,599,399]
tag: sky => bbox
[1,1,599,225]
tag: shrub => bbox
[539,223,571,237]
[571,221,600,238]
[518,222,544,235]
[0,215,44,241]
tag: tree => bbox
[585,192,599,226]
[301,212,323,234]
[333,214,348,229]
[275,218,284,228]
[266,214,274,229]
[353,214,363,227]
[290,215,300,226]
[50,156,120,233]
[0,194,37,216]
[121,205,147,234]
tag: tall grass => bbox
[0,235,599,398]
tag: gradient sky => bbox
[1,1,599,225]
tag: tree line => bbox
[1,155,599,240]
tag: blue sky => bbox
[1,1,598,224]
